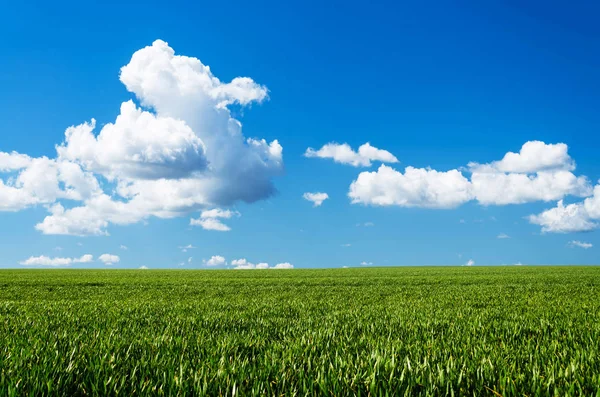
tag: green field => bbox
[1,267,599,396]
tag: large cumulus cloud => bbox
[0,40,283,235]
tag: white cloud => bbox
[469,141,590,206]
[303,192,329,207]
[497,233,510,239]
[231,258,248,266]
[232,258,293,269]
[469,141,574,174]
[199,208,239,219]
[568,240,593,249]
[188,257,193,263]
[471,171,590,205]
[528,199,597,233]
[348,141,592,210]
[272,262,294,269]
[99,254,120,265]
[139,265,148,269]
[233,264,255,269]
[205,255,226,266]
[0,158,101,212]
[0,40,283,236]
[190,218,229,231]
[57,102,208,180]
[305,142,398,167]
[349,165,473,208]
[0,151,32,171]
[232,259,260,269]
[360,261,373,266]
[465,259,475,267]
[20,254,93,266]
[341,243,351,247]
[120,245,128,250]
[78,254,94,263]
[190,208,240,231]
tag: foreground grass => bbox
[0,267,599,396]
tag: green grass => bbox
[1,267,599,396]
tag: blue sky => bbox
[1,1,599,268]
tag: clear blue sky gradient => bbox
[1,1,599,267]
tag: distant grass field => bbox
[1,267,599,396]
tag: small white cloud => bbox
[360,261,373,266]
[305,142,398,167]
[231,258,248,266]
[497,233,510,239]
[272,262,294,269]
[232,259,293,269]
[120,245,128,250]
[139,265,148,269]
[99,254,120,265]
[20,254,93,266]
[54,246,63,251]
[459,219,466,224]
[255,262,270,269]
[465,259,475,267]
[341,243,351,247]
[190,209,240,231]
[568,240,593,249]
[204,255,226,266]
[233,264,255,269]
[78,254,94,263]
[342,266,349,268]
[303,192,329,207]
[191,218,231,231]
[188,257,193,263]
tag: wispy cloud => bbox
[568,240,593,249]
[20,254,93,266]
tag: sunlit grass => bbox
[1,267,599,395]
